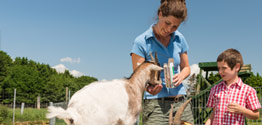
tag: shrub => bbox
[0,104,8,122]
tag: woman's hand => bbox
[147,84,163,95]
[172,73,184,87]
[172,52,190,87]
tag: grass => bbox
[55,119,67,125]
[0,107,66,124]
[0,107,260,125]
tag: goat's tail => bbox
[46,106,72,120]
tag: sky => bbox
[1,0,261,80]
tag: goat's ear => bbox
[150,64,163,71]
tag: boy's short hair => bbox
[217,48,243,71]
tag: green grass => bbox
[1,107,260,124]
[55,119,67,125]
[247,119,262,125]
[0,108,47,124]
[0,107,66,124]
[246,109,262,125]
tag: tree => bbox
[0,50,98,104]
[244,72,262,87]
[0,51,12,99]
[208,72,221,85]
[0,51,12,83]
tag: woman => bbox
[130,0,194,124]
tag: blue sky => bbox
[1,0,261,80]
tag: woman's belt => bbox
[146,95,187,103]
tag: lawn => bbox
[0,106,66,125]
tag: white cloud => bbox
[189,63,212,77]
[70,70,84,77]
[52,64,67,73]
[190,64,200,76]
[52,64,84,77]
[60,57,80,64]
[183,64,200,86]
[183,64,200,93]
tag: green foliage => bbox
[207,72,221,85]
[244,73,262,101]
[0,50,98,104]
[0,104,8,123]
[205,71,262,88]
[0,51,12,79]
[244,72,262,87]
[0,51,12,96]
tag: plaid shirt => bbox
[206,78,261,125]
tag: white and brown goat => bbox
[46,53,192,125]
[46,53,163,125]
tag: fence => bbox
[191,87,262,125]
[0,88,71,124]
[0,86,261,124]
[0,87,73,109]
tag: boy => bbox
[205,48,261,125]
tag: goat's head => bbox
[148,52,162,85]
[128,52,162,90]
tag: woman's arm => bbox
[173,52,190,86]
[131,53,145,71]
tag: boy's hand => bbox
[227,103,244,114]
[205,119,211,125]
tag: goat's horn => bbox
[169,104,174,125]
[173,98,192,125]
[154,52,159,65]
[150,52,155,62]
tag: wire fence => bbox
[0,87,74,109]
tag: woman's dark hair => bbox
[158,0,187,22]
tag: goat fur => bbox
[46,62,162,125]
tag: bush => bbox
[0,104,8,122]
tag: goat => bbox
[46,53,163,125]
